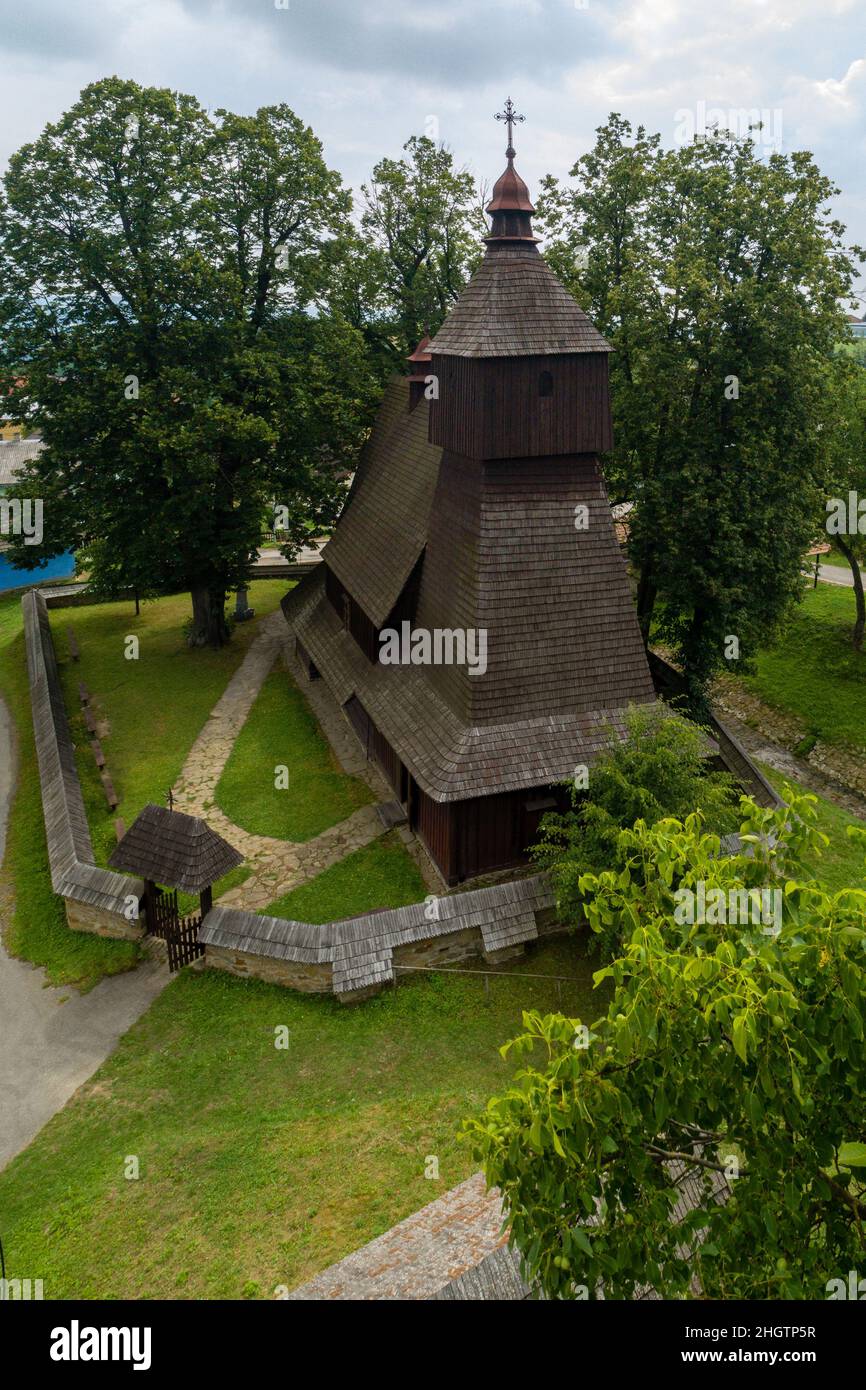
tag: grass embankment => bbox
[0,938,604,1299]
[762,765,866,894]
[0,593,138,988]
[741,584,866,753]
[216,667,372,842]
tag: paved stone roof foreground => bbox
[288,1174,512,1300]
[288,1159,731,1300]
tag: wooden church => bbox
[282,104,657,885]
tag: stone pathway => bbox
[171,611,387,912]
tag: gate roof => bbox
[108,803,243,893]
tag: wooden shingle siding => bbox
[108,802,243,893]
[426,245,612,358]
[324,564,379,663]
[284,566,652,804]
[415,450,656,727]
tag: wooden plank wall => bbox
[429,353,613,459]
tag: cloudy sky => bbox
[1,0,864,303]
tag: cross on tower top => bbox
[494,97,524,159]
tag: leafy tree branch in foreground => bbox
[466,792,866,1299]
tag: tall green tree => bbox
[824,359,866,649]
[537,115,862,708]
[0,78,376,645]
[466,794,866,1300]
[532,704,739,956]
[357,135,485,366]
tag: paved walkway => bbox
[0,696,170,1171]
[814,561,866,589]
[171,611,385,911]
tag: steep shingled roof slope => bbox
[321,378,443,628]
[427,246,611,358]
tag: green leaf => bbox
[732,1013,749,1063]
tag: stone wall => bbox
[393,925,487,971]
[200,883,567,1004]
[205,944,332,993]
[65,898,144,941]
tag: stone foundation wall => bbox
[64,898,145,941]
[393,926,485,972]
[200,878,563,1002]
[205,944,333,993]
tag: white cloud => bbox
[0,0,862,275]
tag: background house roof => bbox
[0,436,43,488]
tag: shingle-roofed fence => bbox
[200,875,558,1002]
[22,589,144,939]
[23,588,563,997]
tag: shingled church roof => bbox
[427,247,611,358]
[282,111,656,806]
[321,378,442,628]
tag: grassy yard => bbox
[216,667,372,842]
[742,584,866,752]
[58,582,293,868]
[264,834,427,921]
[762,765,866,894]
[0,582,288,988]
[0,937,605,1299]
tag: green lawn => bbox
[264,834,426,922]
[57,582,293,868]
[762,764,866,894]
[742,584,866,752]
[0,937,604,1299]
[818,549,850,570]
[0,582,288,988]
[215,667,372,842]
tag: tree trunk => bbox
[681,605,712,721]
[834,538,865,652]
[636,563,657,647]
[189,584,230,648]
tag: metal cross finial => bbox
[167,788,174,812]
[494,96,524,158]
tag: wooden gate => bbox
[149,888,205,973]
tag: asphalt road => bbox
[809,562,866,589]
[0,696,169,1172]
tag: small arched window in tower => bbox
[539,370,554,398]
